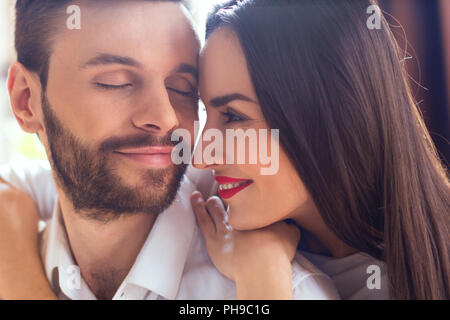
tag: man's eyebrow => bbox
[81,53,141,68]
[210,93,257,107]
[176,63,199,82]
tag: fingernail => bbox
[191,191,204,203]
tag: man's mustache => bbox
[99,132,177,153]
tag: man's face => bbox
[37,1,200,221]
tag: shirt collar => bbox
[41,175,197,300]
[120,175,197,299]
[41,199,97,300]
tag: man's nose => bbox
[131,83,179,135]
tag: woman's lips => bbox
[115,146,174,167]
[215,176,253,199]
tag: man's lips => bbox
[115,146,174,167]
[215,176,253,199]
[116,146,174,154]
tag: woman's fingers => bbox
[190,191,215,237]
[205,196,230,235]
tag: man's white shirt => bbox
[0,160,340,300]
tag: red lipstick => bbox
[215,176,253,199]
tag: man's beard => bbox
[41,93,187,223]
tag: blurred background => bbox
[0,0,448,166]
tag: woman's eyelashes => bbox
[220,109,249,123]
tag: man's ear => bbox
[7,62,44,134]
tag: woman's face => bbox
[197,27,316,230]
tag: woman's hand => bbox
[0,179,57,300]
[190,191,300,299]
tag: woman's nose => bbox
[192,128,226,170]
[192,141,224,170]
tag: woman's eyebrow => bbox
[210,93,257,107]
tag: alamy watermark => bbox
[366,264,382,290]
[65,265,81,290]
[367,5,382,30]
[171,121,280,175]
[66,5,81,30]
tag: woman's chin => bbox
[227,209,272,231]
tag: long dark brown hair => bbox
[206,0,449,299]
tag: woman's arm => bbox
[0,178,57,300]
[190,192,299,300]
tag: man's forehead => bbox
[63,1,193,40]
[51,0,200,71]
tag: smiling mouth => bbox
[218,180,251,190]
[215,176,253,199]
[115,146,174,167]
